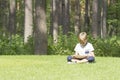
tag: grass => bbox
[0,55,120,80]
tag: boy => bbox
[67,32,95,64]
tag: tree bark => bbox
[9,0,16,35]
[0,0,8,34]
[92,0,98,38]
[52,0,59,44]
[24,0,33,43]
[34,0,47,55]
[74,0,81,35]
[84,0,91,32]
[62,0,70,35]
[101,0,107,38]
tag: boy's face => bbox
[78,32,87,47]
[79,39,87,47]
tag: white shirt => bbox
[74,42,94,55]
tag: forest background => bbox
[0,0,120,56]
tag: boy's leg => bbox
[71,58,88,63]
[71,55,87,63]
[67,56,73,62]
[67,55,81,63]
[76,59,88,63]
[71,59,80,63]
[77,56,95,63]
[67,55,90,64]
[87,56,95,63]
[72,55,87,59]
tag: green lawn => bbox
[0,55,119,80]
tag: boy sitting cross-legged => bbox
[67,32,95,64]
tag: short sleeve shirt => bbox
[74,42,94,55]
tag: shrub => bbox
[91,36,120,57]
[0,34,33,55]
[48,32,77,55]
[48,33,120,57]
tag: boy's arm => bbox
[89,51,95,57]
[72,52,87,58]
[87,51,95,57]
[72,55,87,58]
[72,51,95,59]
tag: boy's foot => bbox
[67,62,72,64]
[67,61,77,64]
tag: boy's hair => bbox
[78,32,87,45]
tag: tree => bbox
[34,0,47,55]
[52,0,59,44]
[0,0,8,34]
[74,0,81,35]
[62,0,70,35]
[92,0,98,38]
[84,0,91,32]
[24,0,33,43]
[9,0,16,35]
[101,0,107,38]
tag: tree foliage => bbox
[107,1,120,36]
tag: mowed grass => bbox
[0,55,120,80]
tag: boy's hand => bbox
[72,54,87,59]
[87,52,95,57]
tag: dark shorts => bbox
[87,56,95,62]
[67,55,95,63]
[67,56,72,62]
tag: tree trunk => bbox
[58,0,63,26]
[9,0,16,35]
[84,0,88,31]
[24,0,33,43]
[49,0,53,36]
[34,0,47,55]
[97,0,102,36]
[52,0,59,44]
[92,0,98,38]
[62,0,70,35]
[0,0,8,34]
[74,0,81,35]
[101,0,107,38]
